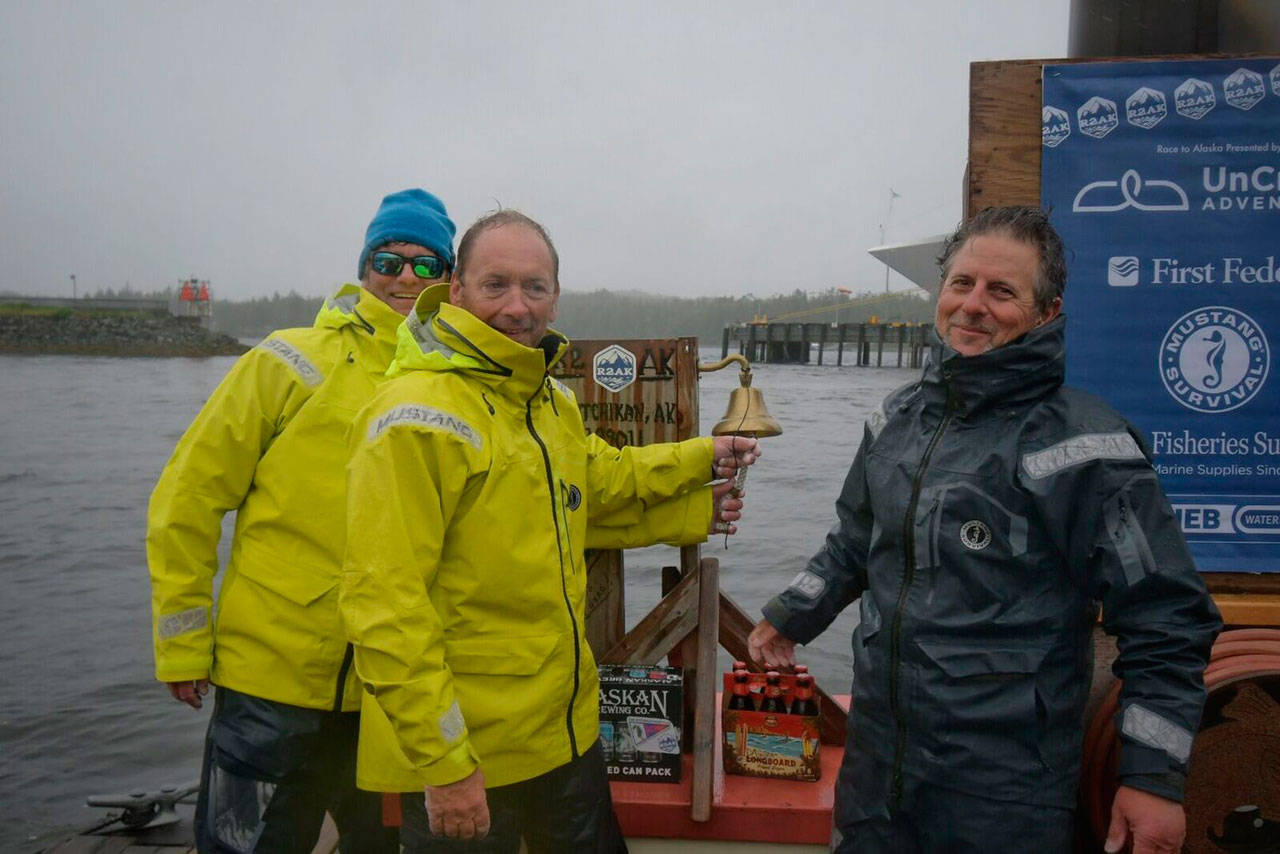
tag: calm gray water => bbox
[0,350,915,850]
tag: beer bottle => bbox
[794,665,818,696]
[600,721,615,761]
[790,674,819,716]
[760,671,788,714]
[616,725,636,763]
[728,670,756,711]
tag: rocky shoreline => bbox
[0,311,248,357]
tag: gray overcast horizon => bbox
[1,2,1068,302]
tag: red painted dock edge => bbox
[611,694,849,845]
[381,694,851,846]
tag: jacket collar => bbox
[311,284,403,363]
[388,284,569,401]
[921,316,1066,416]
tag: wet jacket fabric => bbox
[763,318,1220,811]
[149,284,707,714]
[341,284,716,792]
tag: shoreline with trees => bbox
[1,286,934,354]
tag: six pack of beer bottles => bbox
[722,661,822,782]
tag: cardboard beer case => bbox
[598,665,683,783]
[721,671,821,782]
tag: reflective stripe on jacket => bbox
[341,284,715,790]
[764,318,1220,809]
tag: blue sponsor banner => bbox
[1042,58,1280,572]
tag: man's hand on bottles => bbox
[748,619,797,670]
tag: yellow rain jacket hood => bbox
[342,284,715,790]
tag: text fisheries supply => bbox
[1151,429,1280,457]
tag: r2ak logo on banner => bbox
[1042,57,1280,572]
[1042,106,1071,148]
[1077,96,1119,138]
[1223,68,1266,111]
[1174,78,1215,120]
[1125,87,1167,129]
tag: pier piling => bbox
[725,321,928,369]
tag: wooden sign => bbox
[552,338,700,655]
[552,337,700,448]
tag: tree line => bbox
[75,284,936,343]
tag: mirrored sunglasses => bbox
[370,251,447,280]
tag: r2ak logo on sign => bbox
[593,345,637,393]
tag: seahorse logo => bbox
[1159,307,1269,414]
[960,520,992,551]
[1202,331,1227,389]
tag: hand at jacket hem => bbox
[166,679,209,709]
[426,767,489,841]
[1104,785,1185,854]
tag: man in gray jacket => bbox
[750,206,1221,854]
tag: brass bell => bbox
[699,354,779,500]
[698,356,782,438]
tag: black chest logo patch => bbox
[566,484,582,511]
[960,520,992,551]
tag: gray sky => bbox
[1,2,1068,301]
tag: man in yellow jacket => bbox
[147,188,459,852]
[341,210,761,852]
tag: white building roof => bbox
[868,235,947,296]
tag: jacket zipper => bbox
[526,400,581,757]
[332,642,355,713]
[923,496,942,583]
[889,374,958,806]
[351,308,376,335]
[546,379,560,416]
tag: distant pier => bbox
[721,321,930,368]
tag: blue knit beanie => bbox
[357,189,456,279]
